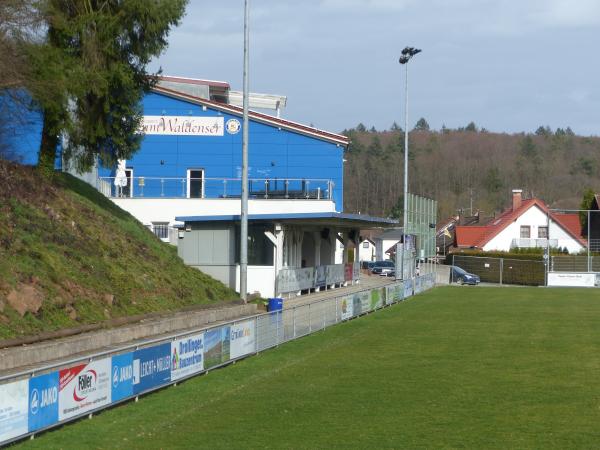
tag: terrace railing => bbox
[98,176,334,200]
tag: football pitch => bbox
[17,286,600,449]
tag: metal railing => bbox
[98,176,335,200]
[511,238,558,249]
[276,262,360,296]
[0,274,435,446]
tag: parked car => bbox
[450,265,480,285]
[371,260,395,276]
[361,261,377,270]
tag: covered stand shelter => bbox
[176,212,399,298]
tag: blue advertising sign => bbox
[28,372,59,432]
[132,343,171,394]
[111,352,134,403]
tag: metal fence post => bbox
[588,210,591,272]
[293,306,296,338]
[451,254,455,283]
[499,258,503,285]
[276,311,280,346]
[335,297,338,323]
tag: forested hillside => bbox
[342,122,600,220]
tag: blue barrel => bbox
[267,297,283,312]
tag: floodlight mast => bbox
[240,0,250,302]
[398,46,421,281]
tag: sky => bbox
[150,0,600,136]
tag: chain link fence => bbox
[451,255,545,286]
[0,275,435,446]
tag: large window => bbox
[520,225,531,239]
[235,224,274,266]
[538,226,548,238]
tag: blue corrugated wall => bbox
[99,92,344,209]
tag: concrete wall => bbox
[0,303,256,373]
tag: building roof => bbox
[455,198,585,248]
[151,85,350,147]
[176,212,398,229]
[157,75,230,89]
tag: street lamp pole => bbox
[399,47,421,281]
[240,0,250,302]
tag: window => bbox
[538,226,548,238]
[362,241,369,248]
[152,222,169,239]
[187,169,204,198]
[520,225,531,239]
[235,224,274,266]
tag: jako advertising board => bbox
[0,379,28,443]
[111,352,134,403]
[340,295,354,320]
[58,359,111,421]
[404,279,413,298]
[28,371,59,432]
[230,321,256,360]
[171,333,204,381]
[133,343,171,395]
[360,291,371,313]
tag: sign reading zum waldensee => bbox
[141,116,224,136]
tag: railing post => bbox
[499,258,503,285]
[160,178,165,197]
[284,179,289,198]
[276,310,280,346]
[181,178,185,197]
[308,302,312,333]
[223,179,228,198]
[264,179,269,199]
[317,187,321,200]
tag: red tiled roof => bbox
[151,85,350,146]
[455,198,586,248]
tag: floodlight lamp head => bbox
[399,55,410,64]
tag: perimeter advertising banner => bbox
[360,291,371,313]
[230,321,256,360]
[111,352,134,403]
[58,359,111,421]
[370,288,384,310]
[204,326,231,369]
[352,293,362,316]
[386,283,403,304]
[414,276,423,294]
[132,343,171,395]
[28,372,59,432]
[404,279,414,298]
[315,266,327,288]
[0,379,28,443]
[171,333,205,381]
[340,295,354,320]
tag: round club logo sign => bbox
[226,119,241,135]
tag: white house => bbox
[455,189,586,254]
[358,237,376,262]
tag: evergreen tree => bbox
[355,123,367,132]
[580,188,595,233]
[390,121,402,132]
[465,121,478,132]
[368,135,383,157]
[414,117,430,131]
[27,0,188,175]
[369,126,377,133]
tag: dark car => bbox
[361,261,377,270]
[371,260,395,275]
[450,265,480,285]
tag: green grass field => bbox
[17,286,600,449]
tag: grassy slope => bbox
[0,161,238,338]
[17,286,600,449]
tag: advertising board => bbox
[58,358,111,421]
[547,272,596,287]
[230,321,255,360]
[360,291,371,313]
[340,295,354,320]
[28,372,59,432]
[404,279,413,298]
[370,288,384,310]
[111,352,134,403]
[204,326,231,369]
[0,379,28,443]
[132,344,171,395]
[171,333,205,381]
[386,284,402,305]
